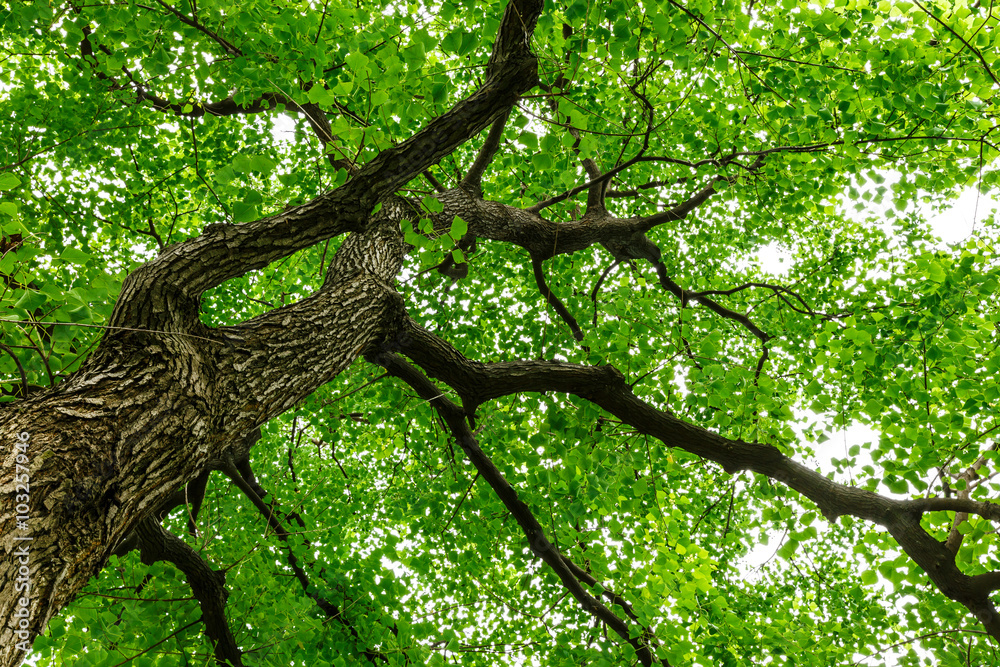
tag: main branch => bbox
[395,319,1000,641]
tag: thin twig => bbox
[153,0,243,56]
[531,255,584,342]
[912,0,1000,85]
[0,318,227,345]
[0,343,29,399]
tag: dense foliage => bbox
[1,0,999,665]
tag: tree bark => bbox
[0,220,403,666]
[5,0,1000,663]
[0,2,545,664]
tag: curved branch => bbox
[371,351,669,667]
[527,152,646,214]
[590,259,622,326]
[137,86,363,174]
[665,0,789,103]
[912,0,1000,86]
[539,40,609,216]
[109,0,542,312]
[630,236,770,343]
[531,255,584,342]
[87,40,364,173]
[606,179,674,199]
[909,497,1000,522]
[434,176,719,262]
[637,180,719,231]
[656,271,767,339]
[687,281,829,318]
[134,517,243,666]
[219,455,395,665]
[136,90,294,117]
[298,101,361,172]
[527,156,718,215]
[560,556,655,637]
[152,0,243,57]
[462,112,510,197]
[394,319,1000,639]
[0,343,28,399]
[733,49,864,73]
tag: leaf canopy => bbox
[1,0,999,664]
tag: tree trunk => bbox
[0,2,544,660]
[0,217,403,667]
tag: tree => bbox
[1,0,998,663]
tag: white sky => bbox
[745,183,998,665]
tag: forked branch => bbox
[394,319,1000,640]
[372,351,670,667]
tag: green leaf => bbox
[448,216,467,239]
[345,52,369,72]
[14,290,46,312]
[59,247,92,264]
[231,201,260,222]
[0,173,22,191]
[307,84,334,105]
[532,152,552,170]
[249,154,277,173]
[214,164,237,185]
[421,196,444,214]
[231,155,254,174]
[777,540,799,560]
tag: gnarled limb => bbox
[133,517,243,666]
[432,174,719,262]
[372,351,670,667]
[394,319,1000,641]
[0,8,549,663]
[104,13,541,317]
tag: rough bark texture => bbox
[0,216,405,667]
[0,3,543,664]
